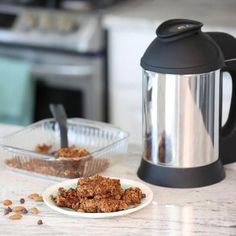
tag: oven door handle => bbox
[31,64,93,77]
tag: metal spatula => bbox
[50,104,68,148]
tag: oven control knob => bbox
[38,15,54,32]
[19,14,37,31]
[57,17,78,34]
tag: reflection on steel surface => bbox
[142,70,220,168]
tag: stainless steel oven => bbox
[0,5,107,122]
[0,46,106,122]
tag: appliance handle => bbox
[31,64,93,77]
[207,32,236,164]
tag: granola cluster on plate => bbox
[54,175,146,213]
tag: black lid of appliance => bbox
[141,19,225,74]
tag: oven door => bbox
[33,63,94,121]
[0,45,105,122]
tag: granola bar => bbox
[54,175,146,213]
[56,187,79,208]
[78,199,128,213]
[122,187,146,205]
[77,175,124,199]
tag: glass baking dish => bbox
[1,118,129,181]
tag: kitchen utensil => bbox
[50,104,68,148]
[138,19,236,188]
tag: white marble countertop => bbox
[0,124,236,235]
[104,0,236,34]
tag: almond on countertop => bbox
[28,193,40,199]
[30,207,39,215]
[28,193,43,202]
[33,196,43,202]
[3,199,12,206]
[13,206,27,212]
[9,213,22,220]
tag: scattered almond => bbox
[33,196,43,202]
[3,199,12,206]
[28,193,40,199]
[30,207,39,215]
[9,213,22,220]
[14,206,26,212]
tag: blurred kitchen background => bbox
[0,0,235,144]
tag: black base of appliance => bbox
[137,158,225,188]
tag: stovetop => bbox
[0,0,52,7]
[0,4,105,53]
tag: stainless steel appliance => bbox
[0,0,122,9]
[0,4,107,122]
[138,19,236,188]
[61,0,121,10]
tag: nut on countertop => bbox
[3,199,12,206]
[9,213,22,220]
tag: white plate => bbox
[43,177,153,218]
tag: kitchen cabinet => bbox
[108,27,155,144]
[104,0,236,144]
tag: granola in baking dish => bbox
[55,147,90,158]
[35,144,52,154]
[35,144,90,158]
[5,145,109,179]
[54,175,146,213]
